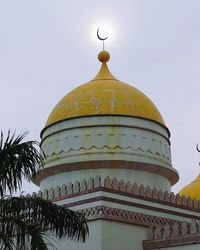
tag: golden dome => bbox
[46,51,165,127]
[179,173,200,199]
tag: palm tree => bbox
[0,131,88,249]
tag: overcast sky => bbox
[0,0,200,194]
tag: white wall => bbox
[51,220,148,250]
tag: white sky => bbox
[0,0,200,194]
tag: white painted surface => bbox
[42,116,169,139]
[53,190,200,224]
[39,115,178,192]
[40,168,171,191]
[50,220,147,250]
[42,116,171,169]
[37,116,186,250]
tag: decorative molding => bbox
[60,195,200,220]
[143,220,200,249]
[34,160,178,186]
[41,115,170,140]
[42,128,171,164]
[147,220,200,240]
[78,205,177,227]
[36,176,200,213]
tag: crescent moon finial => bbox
[97,27,109,51]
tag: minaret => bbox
[33,50,179,250]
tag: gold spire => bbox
[92,51,116,81]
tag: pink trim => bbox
[78,205,178,227]
[38,176,200,213]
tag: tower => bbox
[33,51,200,250]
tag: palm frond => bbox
[0,131,89,249]
[0,196,88,248]
[0,130,44,196]
[0,231,14,250]
[27,224,52,250]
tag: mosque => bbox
[33,49,200,250]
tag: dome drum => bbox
[34,115,179,189]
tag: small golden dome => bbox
[98,51,110,62]
[179,173,200,199]
[45,51,165,127]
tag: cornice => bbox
[78,205,177,227]
[36,176,200,213]
[143,220,200,249]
